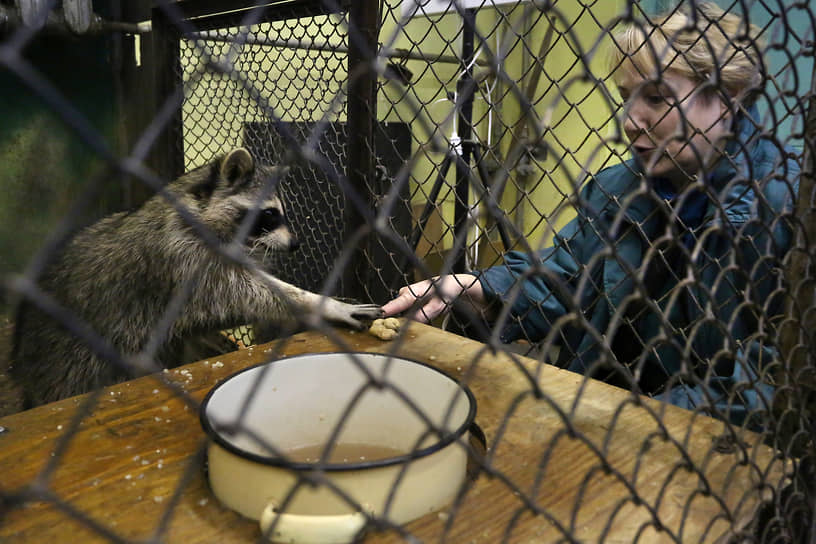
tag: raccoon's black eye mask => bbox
[257,208,283,233]
[238,208,284,239]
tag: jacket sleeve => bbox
[477,215,589,343]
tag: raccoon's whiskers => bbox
[249,238,265,254]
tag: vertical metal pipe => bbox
[345,0,379,299]
[777,57,816,454]
[453,7,476,273]
[149,6,184,182]
[118,0,154,207]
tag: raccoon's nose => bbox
[288,237,301,252]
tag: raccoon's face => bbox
[235,194,301,257]
[189,148,300,259]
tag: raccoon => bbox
[11,147,382,407]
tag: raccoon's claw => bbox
[349,304,385,331]
[325,300,383,330]
[350,304,384,319]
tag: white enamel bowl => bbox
[199,352,477,543]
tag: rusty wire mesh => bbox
[1,0,815,542]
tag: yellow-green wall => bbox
[380,1,625,259]
[180,2,626,266]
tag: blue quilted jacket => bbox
[479,106,800,426]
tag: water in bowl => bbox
[285,443,405,464]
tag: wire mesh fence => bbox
[1,0,815,542]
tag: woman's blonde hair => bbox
[609,2,765,103]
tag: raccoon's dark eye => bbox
[253,207,283,236]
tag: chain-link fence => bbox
[1,0,815,541]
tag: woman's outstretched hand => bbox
[381,274,486,323]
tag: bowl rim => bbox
[199,351,477,472]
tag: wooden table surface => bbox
[0,321,786,543]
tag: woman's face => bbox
[616,68,730,188]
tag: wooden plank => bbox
[0,322,787,542]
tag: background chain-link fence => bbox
[0,0,815,542]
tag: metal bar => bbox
[452,7,476,273]
[778,58,816,425]
[149,7,185,182]
[186,30,488,67]
[410,155,453,253]
[0,5,150,35]
[472,143,513,251]
[387,153,453,293]
[166,0,349,31]
[344,0,380,300]
[118,0,155,207]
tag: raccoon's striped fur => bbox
[11,148,381,406]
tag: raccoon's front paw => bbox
[350,303,385,330]
[327,301,383,330]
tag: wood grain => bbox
[0,322,787,543]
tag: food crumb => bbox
[368,318,400,340]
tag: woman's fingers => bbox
[410,298,445,323]
[382,281,431,316]
[383,275,478,323]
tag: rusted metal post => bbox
[147,6,184,182]
[777,62,816,451]
[452,7,477,274]
[344,0,380,300]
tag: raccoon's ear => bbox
[220,148,255,185]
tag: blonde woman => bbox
[383,2,800,426]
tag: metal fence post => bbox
[453,7,477,274]
[778,57,816,455]
[147,6,184,183]
[345,0,380,300]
